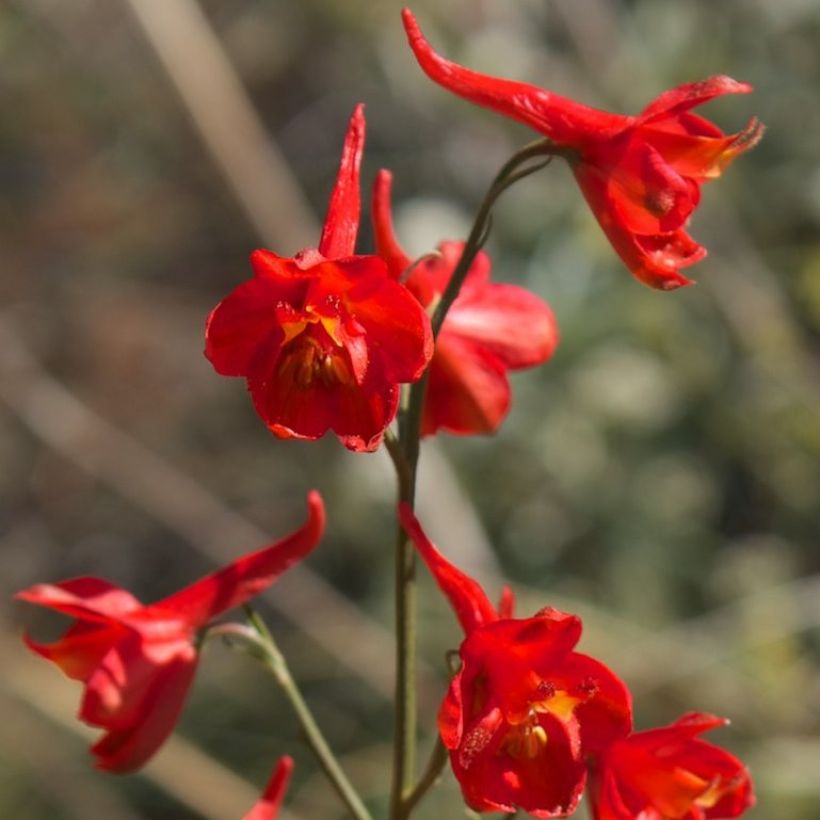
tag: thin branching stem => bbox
[207,611,373,820]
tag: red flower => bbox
[16,493,325,772]
[206,105,432,451]
[401,9,764,291]
[589,713,754,820]
[244,756,294,820]
[399,504,632,817]
[371,170,558,436]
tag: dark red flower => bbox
[206,105,432,451]
[244,756,294,820]
[589,713,754,820]
[16,493,325,772]
[402,9,763,291]
[399,504,632,817]
[371,170,558,436]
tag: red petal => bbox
[638,76,753,124]
[22,620,128,682]
[399,504,498,633]
[371,169,411,279]
[401,9,626,146]
[243,756,295,820]
[445,282,558,368]
[584,138,697,235]
[80,631,193,730]
[16,578,142,622]
[248,335,399,451]
[154,491,325,624]
[249,249,316,285]
[342,260,434,383]
[551,652,633,753]
[452,709,586,817]
[318,104,366,259]
[423,333,511,436]
[574,163,702,290]
[438,669,465,749]
[89,654,198,772]
[641,116,765,181]
[461,612,583,715]
[588,765,635,820]
[205,277,292,376]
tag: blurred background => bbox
[2,0,819,817]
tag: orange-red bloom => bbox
[400,505,632,817]
[206,105,432,451]
[589,713,754,820]
[244,756,294,820]
[402,9,763,291]
[16,493,324,772]
[371,170,558,436]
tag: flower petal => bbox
[205,277,292,376]
[248,336,399,451]
[342,259,434,383]
[445,282,558,369]
[318,104,366,259]
[154,491,325,625]
[80,632,193,731]
[22,621,129,682]
[399,503,498,633]
[550,652,632,753]
[438,669,465,750]
[574,163,702,290]
[642,116,765,181]
[244,756,295,820]
[423,333,511,436]
[638,76,753,124]
[15,578,142,622]
[88,653,198,772]
[453,709,586,818]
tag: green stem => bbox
[209,616,372,820]
[388,138,556,820]
[402,738,448,817]
[389,401,421,819]
[430,138,556,339]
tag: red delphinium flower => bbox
[244,756,294,820]
[206,105,432,451]
[16,493,325,772]
[371,170,558,436]
[401,9,764,291]
[399,504,632,817]
[589,712,754,820]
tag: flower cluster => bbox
[400,505,754,819]
[14,7,762,819]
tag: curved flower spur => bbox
[206,105,433,452]
[401,9,764,291]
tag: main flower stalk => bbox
[388,140,557,819]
